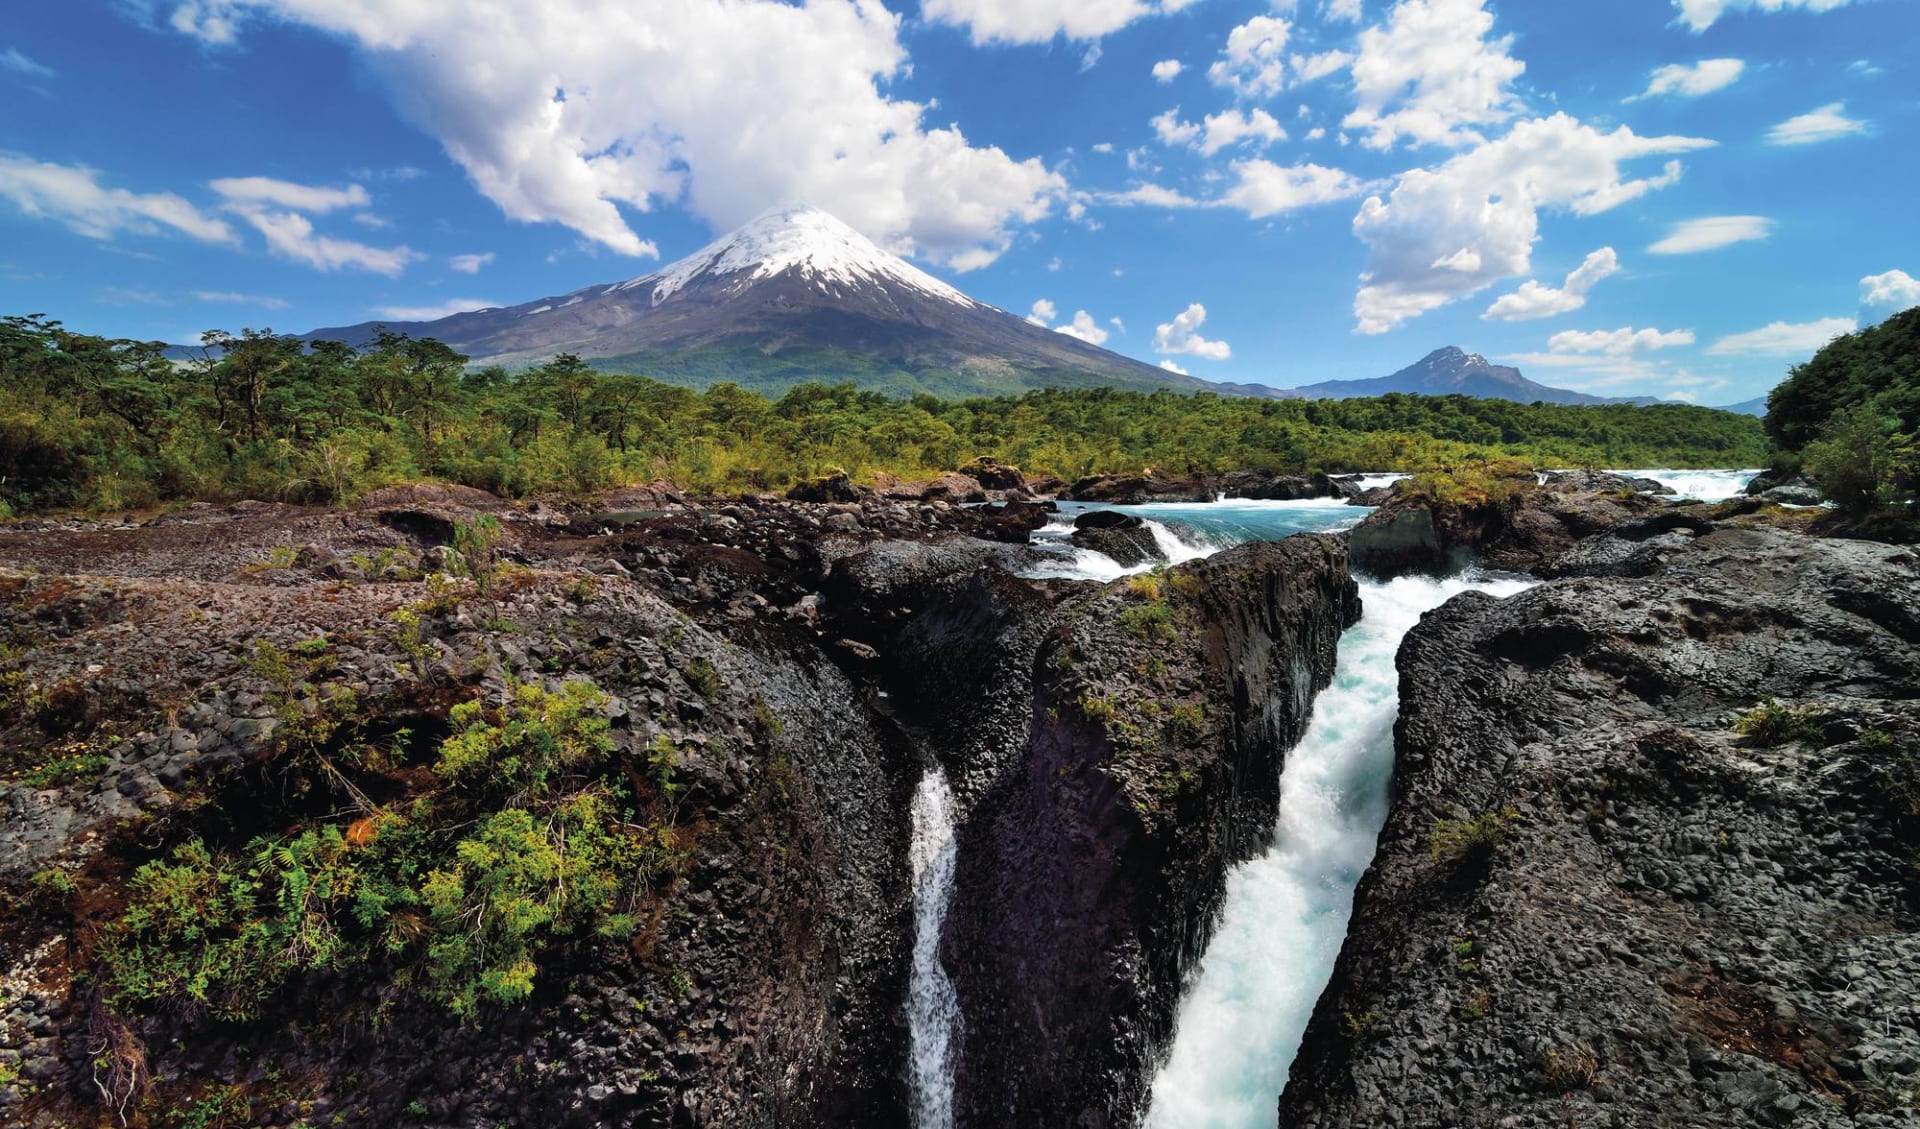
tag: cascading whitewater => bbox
[1144,572,1534,1129]
[907,767,962,1129]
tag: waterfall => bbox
[1143,519,1217,565]
[1144,572,1534,1129]
[907,766,962,1129]
[1607,467,1761,501]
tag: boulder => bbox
[1064,470,1214,505]
[1069,510,1165,567]
[1216,471,1355,501]
[920,473,989,504]
[956,457,1026,491]
[1349,471,1670,577]
[1541,469,1673,494]
[786,470,865,503]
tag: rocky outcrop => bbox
[947,535,1363,1128]
[1070,509,1166,568]
[1349,473,1673,577]
[1218,470,1361,501]
[1541,469,1673,494]
[1063,470,1215,505]
[955,457,1027,492]
[0,550,922,1128]
[0,493,1094,1129]
[0,479,1369,1129]
[1281,528,1920,1129]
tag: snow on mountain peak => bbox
[617,204,978,308]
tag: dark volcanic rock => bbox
[1746,470,1818,498]
[787,470,865,503]
[1064,470,1214,505]
[1282,529,1920,1129]
[956,457,1027,492]
[1217,471,1357,501]
[948,535,1363,1129]
[1542,469,1674,494]
[1070,509,1166,568]
[1350,473,1671,577]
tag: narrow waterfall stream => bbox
[1144,572,1534,1129]
[907,766,963,1129]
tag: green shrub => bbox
[1119,601,1176,641]
[683,658,724,700]
[1429,806,1519,863]
[1733,699,1828,747]
[100,677,685,1021]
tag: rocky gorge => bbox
[0,463,1913,1129]
[0,473,1362,1129]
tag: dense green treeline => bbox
[1765,307,1918,520]
[0,314,1769,514]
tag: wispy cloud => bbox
[1706,316,1856,356]
[1,47,54,79]
[1627,58,1743,100]
[449,252,495,274]
[1647,215,1772,255]
[373,298,500,321]
[192,290,290,309]
[0,153,235,244]
[210,177,370,214]
[1766,102,1868,146]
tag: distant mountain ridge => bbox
[1264,347,1659,407]
[287,204,1755,412]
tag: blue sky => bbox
[1,0,1914,403]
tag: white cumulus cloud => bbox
[1153,107,1288,156]
[164,0,1064,271]
[0,153,236,244]
[1351,114,1710,334]
[1647,215,1772,255]
[921,0,1189,43]
[1159,359,1190,375]
[1152,59,1184,82]
[1860,270,1920,322]
[1343,0,1526,150]
[1673,0,1854,33]
[1026,298,1058,327]
[1155,303,1232,360]
[1483,247,1619,321]
[1547,326,1696,354]
[1220,160,1367,217]
[1765,102,1869,145]
[1054,309,1110,345]
[1706,317,1856,356]
[1629,58,1744,100]
[1209,15,1291,99]
[449,252,496,274]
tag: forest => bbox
[0,314,1773,515]
[1763,306,1918,522]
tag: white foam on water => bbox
[908,768,963,1129]
[1609,468,1761,502]
[1144,571,1535,1129]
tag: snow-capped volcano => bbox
[304,204,1190,397]
[615,204,980,310]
